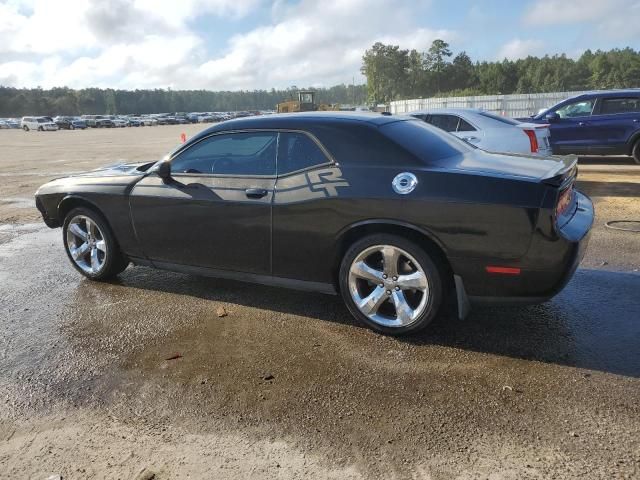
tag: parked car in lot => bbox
[70,118,88,129]
[138,116,157,126]
[35,113,593,335]
[126,117,142,127]
[54,116,73,129]
[54,116,87,130]
[108,116,127,128]
[529,89,640,163]
[153,115,171,125]
[198,114,215,123]
[21,116,59,131]
[410,109,552,156]
[82,115,114,128]
[0,118,20,129]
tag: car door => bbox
[548,98,596,154]
[129,130,278,274]
[588,96,640,154]
[271,130,347,283]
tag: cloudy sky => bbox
[0,0,639,90]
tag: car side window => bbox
[427,114,459,132]
[556,99,595,119]
[457,118,476,132]
[171,132,277,176]
[277,132,329,174]
[600,97,640,115]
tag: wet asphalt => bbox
[0,128,639,477]
[1,222,639,478]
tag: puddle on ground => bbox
[2,227,639,475]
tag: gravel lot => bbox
[0,125,639,479]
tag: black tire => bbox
[38,126,43,131]
[338,234,444,335]
[62,206,129,280]
[70,124,75,130]
[23,125,29,131]
[632,140,640,165]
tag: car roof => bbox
[567,89,640,101]
[408,108,485,115]
[211,111,403,131]
[175,112,418,157]
[407,108,521,128]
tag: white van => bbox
[21,116,59,131]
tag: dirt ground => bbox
[0,125,639,479]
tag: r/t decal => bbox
[306,168,350,197]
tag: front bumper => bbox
[35,195,60,228]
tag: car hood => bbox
[70,162,153,177]
[35,162,156,197]
[445,149,575,182]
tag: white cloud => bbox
[524,0,640,41]
[496,38,546,60]
[196,0,456,90]
[0,0,457,90]
[525,0,619,24]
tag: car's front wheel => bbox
[23,125,29,131]
[339,234,443,335]
[63,207,128,280]
[632,139,640,165]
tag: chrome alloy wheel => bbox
[347,245,430,328]
[66,215,108,274]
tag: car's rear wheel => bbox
[632,140,640,165]
[70,124,75,130]
[37,126,43,131]
[339,234,443,335]
[63,207,128,280]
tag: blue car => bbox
[531,89,640,164]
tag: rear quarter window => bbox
[599,97,640,114]
[380,120,470,164]
[309,123,421,167]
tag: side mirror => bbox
[545,112,560,123]
[156,160,172,180]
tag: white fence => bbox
[389,91,589,118]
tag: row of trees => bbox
[2,42,639,115]
[0,84,368,117]
[361,41,640,104]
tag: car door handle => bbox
[633,119,639,123]
[462,136,480,143]
[578,122,588,126]
[245,188,268,199]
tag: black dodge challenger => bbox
[35,113,593,335]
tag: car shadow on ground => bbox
[111,267,640,378]
[415,269,640,378]
[577,180,640,197]
[577,156,637,166]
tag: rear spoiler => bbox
[542,156,578,188]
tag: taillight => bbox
[556,185,574,217]
[524,129,539,153]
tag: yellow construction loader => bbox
[276,90,339,113]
